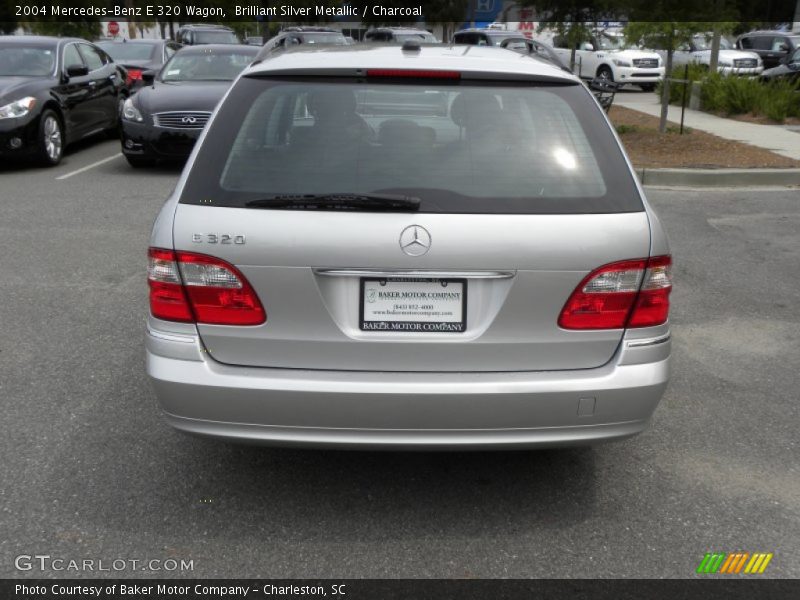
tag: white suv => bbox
[649,34,763,76]
[548,29,664,90]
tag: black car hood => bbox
[135,80,232,115]
[0,76,55,106]
[762,63,797,78]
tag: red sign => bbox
[108,21,120,36]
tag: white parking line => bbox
[56,153,123,180]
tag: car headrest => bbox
[450,92,503,127]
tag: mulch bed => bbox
[607,106,800,169]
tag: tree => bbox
[520,1,620,72]
[422,0,469,42]
[24,20,102,40]
[624,21,704,133]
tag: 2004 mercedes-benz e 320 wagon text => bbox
[146,43,672,449]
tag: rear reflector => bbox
[366,69,461,79]
[559,256,672,330]
[148,248,266,326]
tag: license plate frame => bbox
[359,277,467,333]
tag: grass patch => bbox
[665,125,692,134]
[616,124,640,135]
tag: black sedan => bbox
[96,39,183,91]
[761,47,800,84]
[120,44,258,167]
[0,35,127,166]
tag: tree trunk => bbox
[659,49,673,133]
[709,28,721,74]
[125,0,137,39]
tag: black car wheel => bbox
[597,65,614,82]
[126,155,156,168]
[37,110,63,166]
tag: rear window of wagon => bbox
[179,76,643,214]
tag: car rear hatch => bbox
[167,67,652,373]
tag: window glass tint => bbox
[394,32,438,43]
[0,45,55,76]
[161,51,255,81]
[771,37,789,51]
[194,31,238,44]
[98,42,157,61]
[751,36,774,50]
[63,44,83,69]
[79,44,105,70]
[299,33,347,45]
[454,33,479,45]
[597,34,623,50]
[181,78,641,214]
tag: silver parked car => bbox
[146,44,672,449]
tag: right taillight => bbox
[559,255,672,330]
[147,247,266,326]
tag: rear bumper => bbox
[121,120,200,160]
[146,322,670,449]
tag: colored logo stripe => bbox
[744,553,773,574]
[697,553,726,573]
[697,552,773,574]
[719,553,749,573]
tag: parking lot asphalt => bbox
[1,137,798,578]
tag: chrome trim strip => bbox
[314,269,517,279]
[152,111,214,115]
[626,333,671,348]
[146,328,197,344]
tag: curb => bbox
[638,168,800,187]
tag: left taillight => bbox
[125,68,143,87]
[147,248,266,326]
[558,255,672,330]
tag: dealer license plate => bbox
[360,278,467,333]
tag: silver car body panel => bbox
[147,45,671,447]
[146,318,669,448]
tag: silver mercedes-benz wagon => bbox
[146,43,672,449]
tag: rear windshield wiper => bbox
[244,193,421,212]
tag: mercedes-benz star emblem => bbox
[399,225,431,257]
[182,116,197,124]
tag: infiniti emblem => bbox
[182,116,197,124]
[399,225,431,257]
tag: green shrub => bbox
[721,76,762,114]
[656,61,800,123]
[616,124,640,135]
[700,74,800,121]
[656,63,707,105]
[758,79,800,122]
